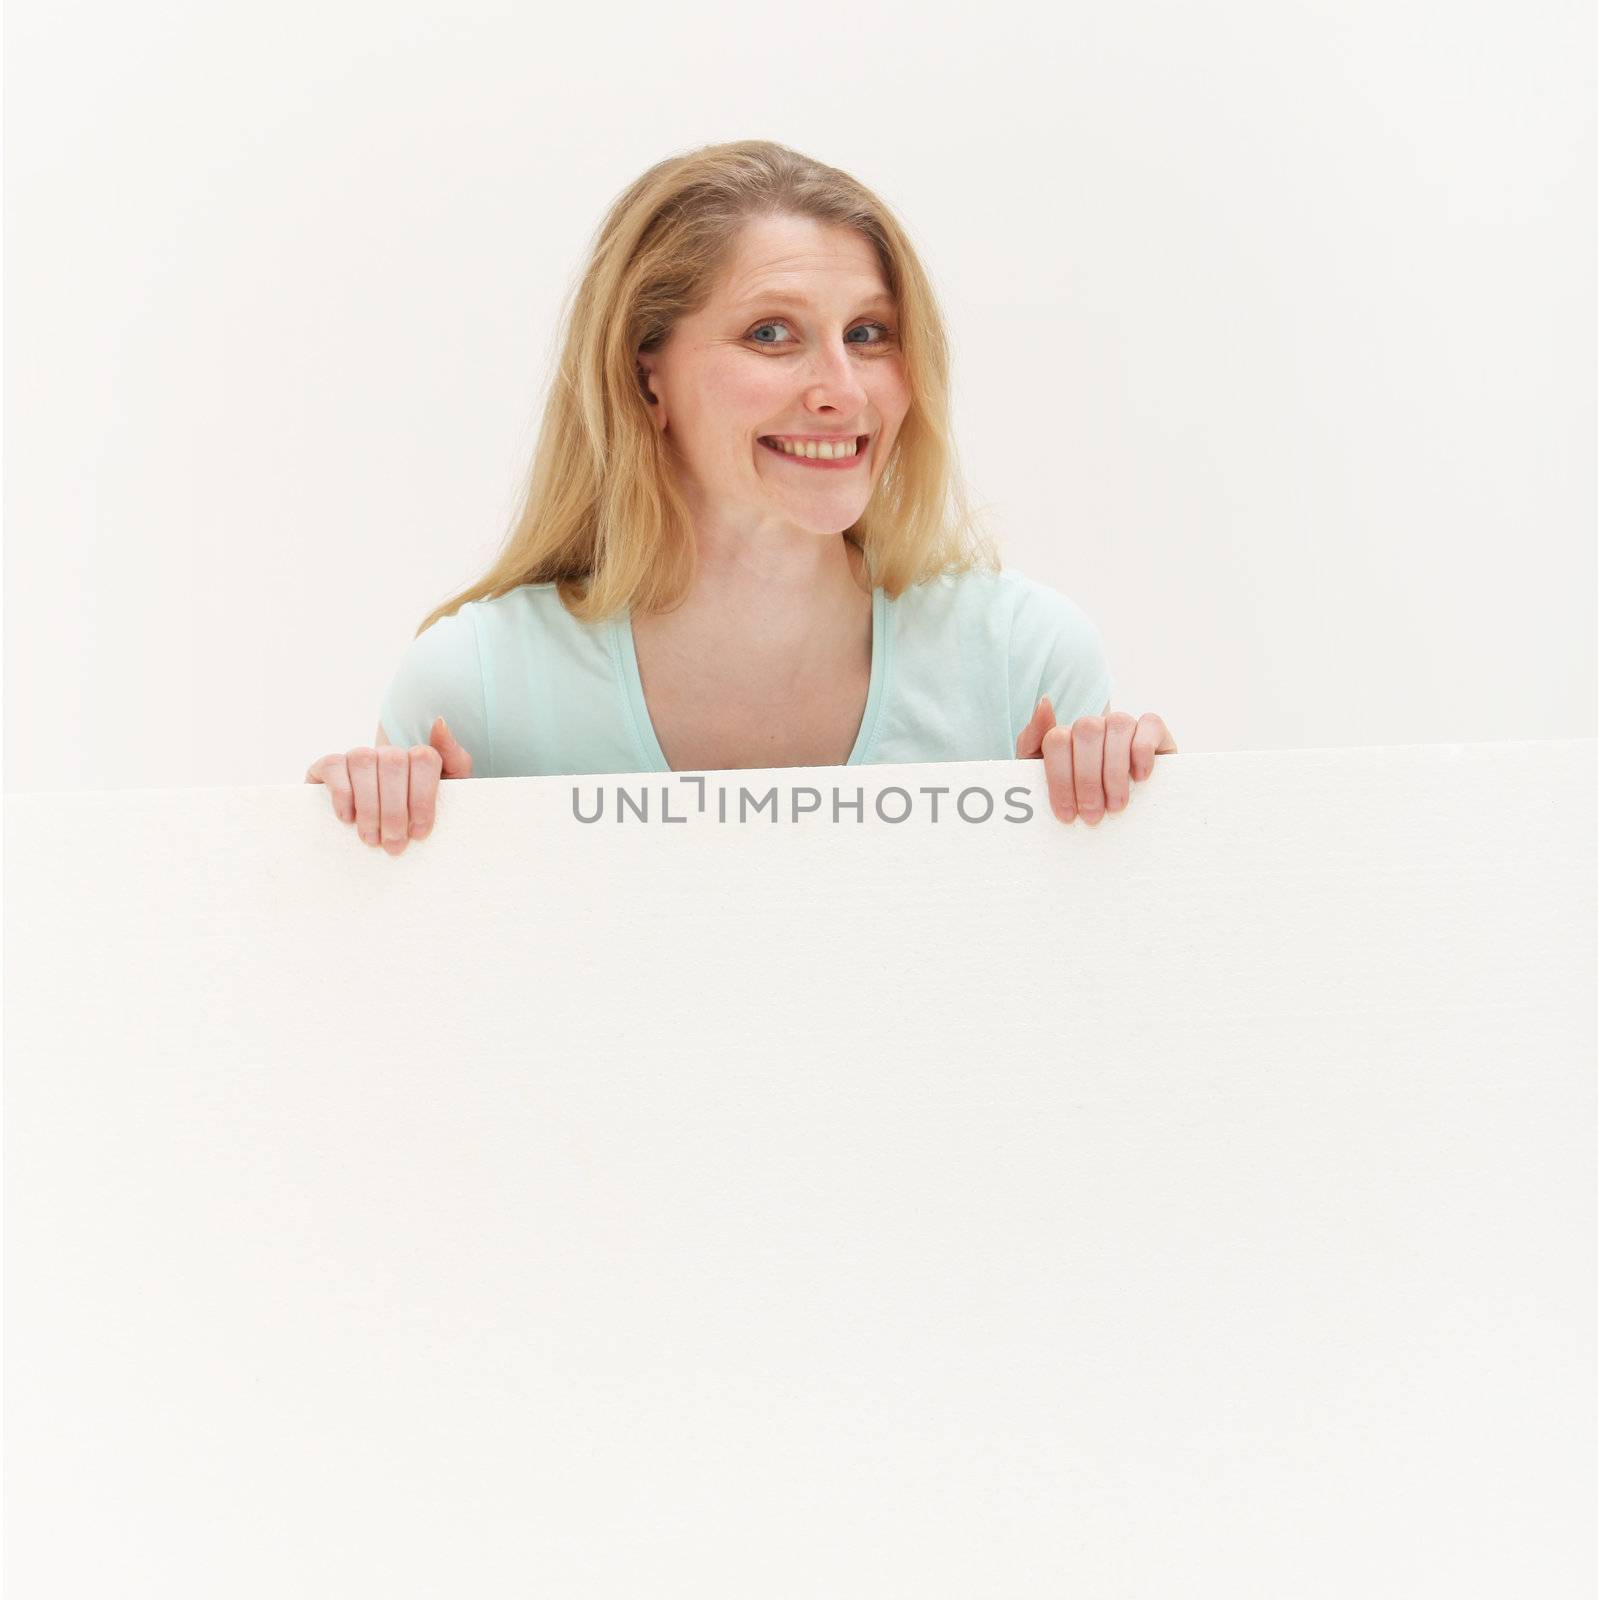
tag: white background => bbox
[4,0,1595,794]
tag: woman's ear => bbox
[635,357,667,431]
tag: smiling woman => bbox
[310,139,1174,851]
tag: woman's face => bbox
[635,214,910,542]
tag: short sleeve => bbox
[378,606,491,774]
[1006,571,1114,741]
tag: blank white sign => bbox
[6,740,1596,1597]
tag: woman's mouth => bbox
[758,434,870,469]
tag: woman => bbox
[308,140,1176,853]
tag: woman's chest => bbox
[634,647,874,773]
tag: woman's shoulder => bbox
[446,580,607,645]
[896,561,1108,693]
[991,565,1101,640]
[385,579,588,705]
[892,563,1087,638]
[452,579,564,621]
[994,566,1113,717]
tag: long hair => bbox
[413,139,1002,637]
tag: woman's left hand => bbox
[1015,698,1177,825]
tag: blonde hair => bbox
[414,138,1003,637]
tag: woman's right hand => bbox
[305,716,474,854]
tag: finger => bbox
[377,746,411,854]
[1072,716,1107,825]
[407,745,444,839]
[431,716,475,780]
[1102,712,1137,812]
[307,755,355,824]
[348,748,381,845]
[1015,695,1058,760]
[1040,724,1077,823]
[1130,714,1178,780]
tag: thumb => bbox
[1015,695,1058,759]
[430,715,475,778]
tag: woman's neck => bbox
[634,534,872,684]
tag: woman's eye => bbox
[747,320,894,347]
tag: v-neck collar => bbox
[612,584,890,775]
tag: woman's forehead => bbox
[714,222,892,309]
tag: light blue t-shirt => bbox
[379,565,1113,778]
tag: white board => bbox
[6,740,1596,1597]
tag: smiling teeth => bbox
[766,436,858,459]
